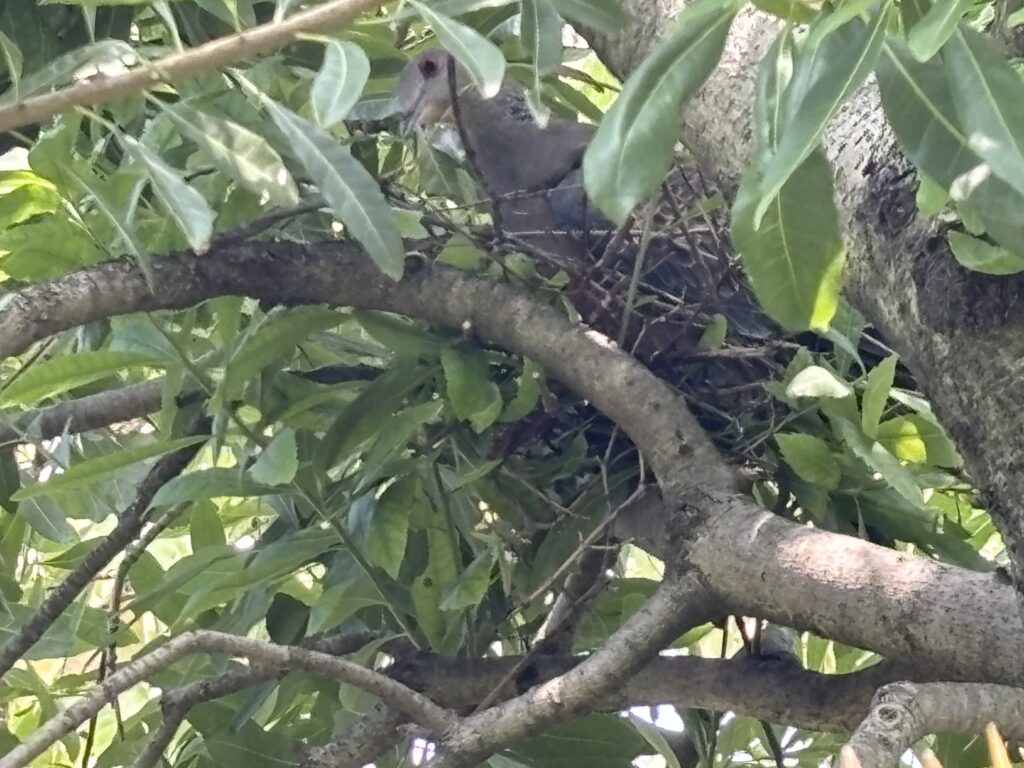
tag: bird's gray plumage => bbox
[394,48,773,340]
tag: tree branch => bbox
[0,631,457,768]
[0,416,210,681]
[843,682,1024,768]
[430,574,713,766]
[0,0,388,135]
[1,246,1022,685]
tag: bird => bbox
[393,47,774,343]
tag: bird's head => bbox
[395,48,454,136]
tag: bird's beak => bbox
[398,91,428,138]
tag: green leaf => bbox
[584,0,737,224]
[261,97,405,279]
[629,714,683,768]
[161,103,299,209]
[249,428,298,486]
[17,498,75,543]
[189,502,227,550]
[907,0,971,61]
[508,715,647,768]
[218,306,342,407]
[440,547,497,611]
[548,0,626,35]
[752,2,890,226]
[442,347,503,433]
[311,40,370,128]
[915,173,948,216]
[66,166,149,279]
[499,358,541,422]
[835,418,923,503]
[775,433,841,490]
[522,0,562,76]
[947,231,1024,275]
[861,354,897,438]
[317,362,432,472]
[356,400,445,491]
[410,0,506,98]
[785,365,853,399]
[0,30,22,102]
[878,413,961,467]
[0,40,134,104]
[943,26,1024,201]
[150,468,284,508]
[12,436,207,500]
[0,350,160,407]
[364,475,417,578]
[308,577,387,635]
[876,40,1024,250]
[0,216,105,280]
[732,150,844,331]
[119,134,214,253]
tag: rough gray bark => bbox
[3,244,1023,684]
[586,3,1024,591]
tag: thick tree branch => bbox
[588,3,1024,590]
[430,574,712,766]
[0,417,209,681]
[0,0,387,134]
[0,380,193,447]
[1,247,1022,684]
[844,682,1024,768]
[0,630,457,768]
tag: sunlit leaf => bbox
[943,26,1024,201]
[162,103,300,209]
[584,0,738,223]
[13,436,207,500]
[776,433,841,490]
[861,354,897,438]
[907,0,971,61]
[410,0,507,98]
[261,97,405,278]
[249,428,298,486]
[751,2,890,226]
[119,134,215,252]
[732,150,843,331]
[947,231,1024,275]
[0,351,161,407]
[311,40,370,128]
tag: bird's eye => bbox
[419,57,439,78]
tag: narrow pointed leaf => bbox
[732,150,843,331]
[753,2,890,226]
[0,351,161,407]
[948,231,1024,275]
[876,40,1024,247]
[584,0,738,224]
[13,436,208,500]
[120,134,214,252]
[410,0,506,98]
[861,354,897,438]
[907,0,971,61]
[943,26,1024,200]
[162,103,299,208]
[311,40,370,128]
[262,98,405,278]
[522,0,562,76]
[549,0,626,35]
[0,40,134,105]
[218,306,343,406]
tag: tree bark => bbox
[586,4,1024,591]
